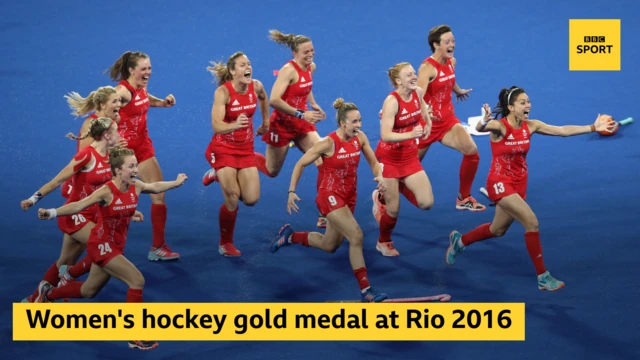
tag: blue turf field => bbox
[2,0,639,358]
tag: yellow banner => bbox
[569,19,621,71]
[13,303,524,341]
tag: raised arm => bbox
[527,114,614,137]
[21,152,93,210]
[136,174,188,194]
[38,184,109,220]
[475,103,503,135]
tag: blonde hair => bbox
[105,51,149,81]
[66,117,115,141]
[108,146,135,176]
[268,30,311,52]
[207,52,246,86]
[333,98,359,127]
[387,62,411,89]
[65,86,117,117]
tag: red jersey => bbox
[487,118,531,182]
[422,57,456,120]
[273,60,312,120]
[117,80,150,147]
[209,81,257,155]
[376,90,423,161]
[62,113,100,199]
[89,181,138,250]
[65,146,112,208]
[319,132,361,197]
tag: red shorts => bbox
[129,137,156,163]
[261,111,317,147]
[205,143,256,171]
[316,190,356,217]
[376,153,423,179]
[419,114,460,149]
[87,239,124,268]
[57,206,98,235]
[61,179,73,199]
[486,178,528,203]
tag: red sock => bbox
[291,232,309,247]
[353,267,371,291]
[525,231,547,275]
[399,182,419,208]
[219,204,238,245]
[151,204,167,248]
[316,164,325,191]
[31,263,60,299]
[69,255,92,278]
[459,153,480,198]
[48,281,83,300]
[254,152,275,178]
[461,223,494,247]
[379,212,398,243]
[43,262,60,286]
[126,288,143,302]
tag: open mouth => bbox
[446,48,454,55]
[524,111,530,117]
[244,70,251,79]
[142,75,149,81]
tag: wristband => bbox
[28,191,43,205]
[590,124,596,132]
[480,119,488,127]
[288,190,296,194]
[294,110,305,119]
[47,208,57,220]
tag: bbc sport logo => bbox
[569,19,621,71]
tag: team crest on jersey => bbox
[249,93,253,102]
[414,99,419,108]
[130,192,135,202]
[523,129,528,138]
[353,140,359,150]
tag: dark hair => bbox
[207,52,247,86]
[105,51,150,81]
[428,25,452,53]
[493,86,526,119]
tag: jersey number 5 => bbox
[210,153,216,164]
[493,182,505,194]
[98,242,113,256]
